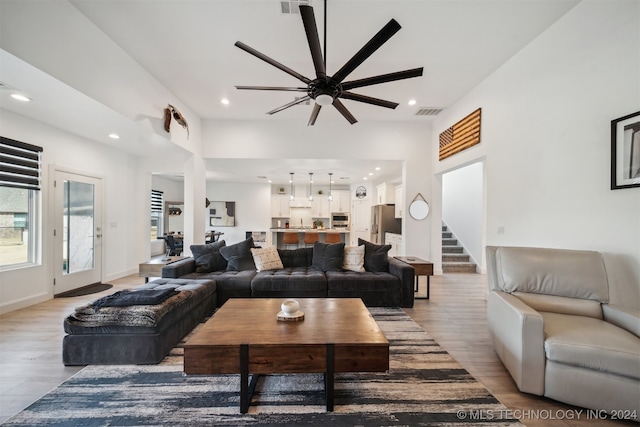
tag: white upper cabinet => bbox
[271,194,291,218]
[330,190,351,212]
[394,185,403,218]
[311,195,330,218]
[376,183,395,205]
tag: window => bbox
[0,136,43,268]
[150,189,163,240]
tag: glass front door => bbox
[54,170,102,295]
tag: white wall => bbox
[203,119,433,260]
[202,182,272,251]
[432,0,640,307]
[442,161,483,268]
[0,110,142,313]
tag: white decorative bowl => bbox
[281,299,300,315]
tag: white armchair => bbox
[486,246,639,415]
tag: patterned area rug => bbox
[5,308,521,426]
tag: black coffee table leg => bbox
[325,343,335,411]
[240,344,260,413]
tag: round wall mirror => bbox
[409,196,430,220]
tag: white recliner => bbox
[486,246,639,415]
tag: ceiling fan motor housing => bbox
[308,78,342,104]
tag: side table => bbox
[394,256,434,300]
[139,256,185,283]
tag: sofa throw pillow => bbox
[358,238,391,272]
[343,245,365,272]
[220,236,256,271]
[190,240,227,273]
[251,246,284,272]
[312,241,345,272]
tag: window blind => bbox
[0,136,44,191]
[151,189,163,212]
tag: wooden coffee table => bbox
[183,298,389,413]
[138,256,185,283]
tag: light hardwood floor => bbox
[0,273,633,425]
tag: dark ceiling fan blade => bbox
[300,5,326,80]
[332,98,357,124]
[235,86,308,91]
[340,92,399,109]
[308,104,321,126]
[331,19,401,83]
[235,41,312,84]
[341,67,424,91]
[266,96,311,115]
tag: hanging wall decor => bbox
[611,111,640,190]
[439,108,481,161]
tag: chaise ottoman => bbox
[62,278,216,365]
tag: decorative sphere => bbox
[281,299,300,315]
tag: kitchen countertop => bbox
[270,228,350,233]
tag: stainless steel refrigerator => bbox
[370,204,401,244]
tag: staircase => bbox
[442,224,477,273]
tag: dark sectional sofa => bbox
[161,237,415,308]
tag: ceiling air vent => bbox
[281,0,311,14]
[415,107,444,116]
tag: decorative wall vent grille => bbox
[439,108,482,161]
[281,0,311,14]
[415,108,443,116]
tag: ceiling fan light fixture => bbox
[314,94,333,106]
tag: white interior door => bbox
[53,170,103,294]
[350,200,371,246]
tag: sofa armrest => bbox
[388,257,415,308]
[161,258,196,278]
[487,290,545,395]
[603,304,640,337]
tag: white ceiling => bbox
[2,0,579,185]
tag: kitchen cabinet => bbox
[311,195,330,218]
[270,195,291,218]
[394,185,403,218]
[386,232,403,256]
[376,183,395,205]
[330,190,351,212]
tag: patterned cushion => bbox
[343,245,365,272]
[250,246,284,272]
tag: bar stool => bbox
[325,232,341,244]
[283,232,299,249]
[303,231,319,247]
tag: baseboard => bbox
[0,291,51,315]
[104,268,138,283]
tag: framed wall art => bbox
[209,201,236,226]
[611,111,640,190]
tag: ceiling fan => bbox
[234,1,423,125]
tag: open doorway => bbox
[441,161,484,273]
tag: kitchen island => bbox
[270,228,350,249]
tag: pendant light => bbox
[308,173,314,201]
[328,172,333,201]
[289,172,295,201]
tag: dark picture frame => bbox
[209,201,236,227]
[611,111,640,190]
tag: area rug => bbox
[55,283,113,297]
[5,308,521,426]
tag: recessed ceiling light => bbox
[368,172,373,176]
[108,133,120,139]
[221,98,230,105]
[408,99,417,106]
[267,179,272,183]
[10,93,31,102]
[363,177,368,180]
